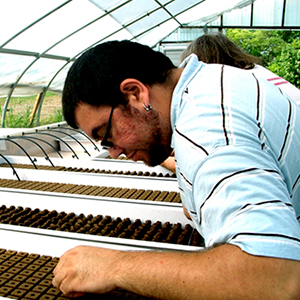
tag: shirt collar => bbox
[170,54,204,127]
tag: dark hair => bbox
[181,33,262,69]
[62,40,175,128]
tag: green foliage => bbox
[39,109,63,126]
[226,29,300,88]
[0,92,62,128]
[268,43,300,88]
[0,106,32,128]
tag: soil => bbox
[40,94,62,118]
[0,93,63,128]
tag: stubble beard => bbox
[123,104,172,167]
[142,109,172,167]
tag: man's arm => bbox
[52,244,300,299]
[160,150,176,173]
[160,156,176,173]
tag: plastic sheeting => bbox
[0,0,258,98]
[0,0,299,118]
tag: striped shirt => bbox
[250,64,300,105]
[171,54,300,260]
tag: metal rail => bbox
[57,125,100,152]
[0,154,21,181]
[8,136,55,167]
[41,129,91,156]
[0,0,72,128]
[25,131,79,159]
[0,0,132,127]
[20,135,63,159]
[34,0,176,125]
[0,138,38,169]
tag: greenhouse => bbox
[1,0,299,127]
[0,1,300,299]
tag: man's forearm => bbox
[115,244,300,300]
[53,244,300,299]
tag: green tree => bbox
[268,41,300,88]
[226,29,300,88]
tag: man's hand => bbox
[52,246,120,297]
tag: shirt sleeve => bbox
[192,143,300,261]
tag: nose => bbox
[108,146,124,159]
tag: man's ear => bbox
[120,79,150,107]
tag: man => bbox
[52,40,300,299]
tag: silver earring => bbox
[143,103,152,111]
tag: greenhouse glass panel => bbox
[126,9,171,37]
[48,15,123,57]
[252,0,284,26]
[285,0,300,26]
[4,1,100,54]
[109,0,158,25]
[178,0,255,25]
[20,58,66,88]
[49,64,72,94]
[0,54,36,97]
[0,0,299,128]
[138,19,178,47]
[89,0,129,11]
[102,29,134,43]
[0,0,66,47]
[223,5,252,26]
[163,27,204,42]
[166,0,205,16]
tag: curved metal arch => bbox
[0,153,21,181]
[129,1,206,41]
[154,0,182,26]
[35,1,208,126]
[2,0,224,127]
[0,1,72,48]
[0,138,38,169]
[35,0,177,125]
[0,0,72,128]
[38,128,91,156]
[58,125,100,152]
[1,0,132,128]
[25,131,79,159]
[21,135,63,158]
[9,136,55,167]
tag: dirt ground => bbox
[3,93,62,117]
[2,93,63,126]
[40,94,62,118]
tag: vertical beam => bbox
[282,0,287,27]
[250,2,254,27]
[29,92,43,126]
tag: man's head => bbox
[62,40,175,128]
[62,40,176,166]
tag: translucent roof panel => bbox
[0,0,67,47]
[0,54,36,95]
[223,4,252,26]
[177,0,254,25]
[127,9,171,37]
[108,0,160,26]
[0,0,299,114]
[4,0,102,54]
[285,0,300,26]
[252,0,284,26]
[138,19,179,47]
[48,15,124,57]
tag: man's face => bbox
[74,102,172,167]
